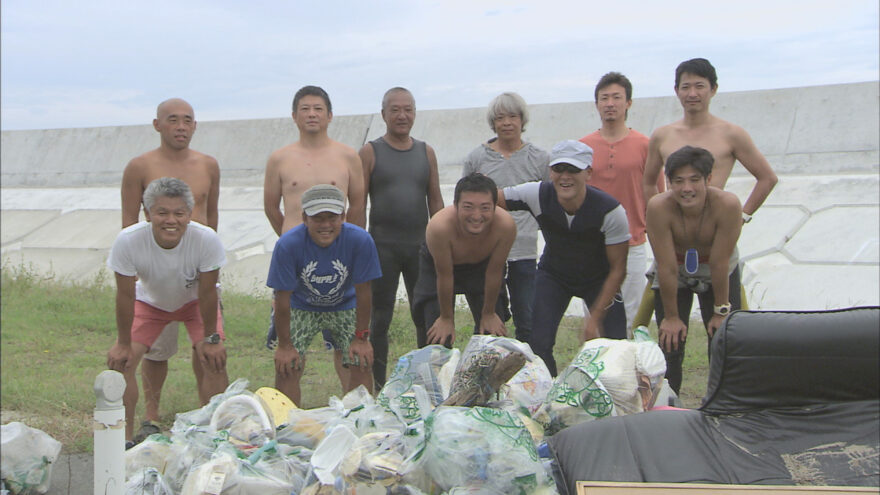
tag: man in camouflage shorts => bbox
[267,184,382,405]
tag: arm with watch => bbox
[349,281,374,369]
[196,269,226,374]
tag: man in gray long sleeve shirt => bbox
[462,92,549,342]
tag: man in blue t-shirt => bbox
[498,140,630,376]
[267,184,382,405]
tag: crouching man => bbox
[412,173,516,348]
[106,177,228,449]
[267,184,382,405]
[646,145,743,394]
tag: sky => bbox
[1,0,878,131]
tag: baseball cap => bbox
[302,184,346,216]
[548,140,593,170]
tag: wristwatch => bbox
[355,328,370,340]
[713,303,732,316]
[742,212,753,224]
[204,332,221,344]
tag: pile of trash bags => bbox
[1,421,63,495]
[124,332,672,494]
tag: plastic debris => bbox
[534,338,666,435]
[0,421,62,495]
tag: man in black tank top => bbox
[358,87,445,389]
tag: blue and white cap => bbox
[548,140,593,170]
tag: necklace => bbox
[679,197,709,275]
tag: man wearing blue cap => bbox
[498,140,630,376]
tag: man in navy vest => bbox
[498,140,630,375]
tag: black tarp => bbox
[548,307,880,493]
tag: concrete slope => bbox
[3,82,877,187]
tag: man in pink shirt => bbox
[581,72,664,335]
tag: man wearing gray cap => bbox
[266,184,382,404]
[498,140,629,376]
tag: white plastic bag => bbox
[0,422,62,495]
[124,467,173,495]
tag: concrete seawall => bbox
[2,81,878,312]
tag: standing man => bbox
[267,185,381,405]
[638,58,778,324]
[462,92,549,343]
[498,140,630,376]
[264,85,366,231]
[120,97,220,443]
[107,178,228,448]
[646,146,743,394]
[580,72,664,335]
[412,173,516,348]
[359,87,444,390]
[264,85,366,388]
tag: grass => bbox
[0,263,710,453]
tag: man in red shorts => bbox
[106,177,228,448]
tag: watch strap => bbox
[713,303,732,316]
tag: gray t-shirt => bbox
[462,140,550,260]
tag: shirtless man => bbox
[642,58,778,209]
[119,97,220,444]
[646,146,743,394]
[263,85,366,389]
[359,87,444,389]
[637,58,778,327]
[411,173,516,348]
[264,85,365,233]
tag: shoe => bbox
[132,420,161,444]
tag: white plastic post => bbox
[93,370,126,495]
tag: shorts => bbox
[131,299,225,350]
[145,283,223,361]
[266,303,339,351]
[143,322,179,361]
[269,308,359,367]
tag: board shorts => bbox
[130,299,225,350]
[268,307,359,367]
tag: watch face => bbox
[206,333,220,344]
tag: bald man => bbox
[120,97,220,445]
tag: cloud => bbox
[1,0,877,130]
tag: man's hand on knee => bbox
[195,341,226,373]
[478,312,507,337]
[274,346,302,377]
[427,316,455,346]
[349,337,373,369]
[107,342,132,372]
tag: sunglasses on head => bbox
[550,163,583,174]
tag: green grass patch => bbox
[1,264,709,453]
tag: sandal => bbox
[132,420,161,444]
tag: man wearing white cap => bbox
[266,184,382,405]
[498,140,630,376]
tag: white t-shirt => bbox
[107,221,226,312]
